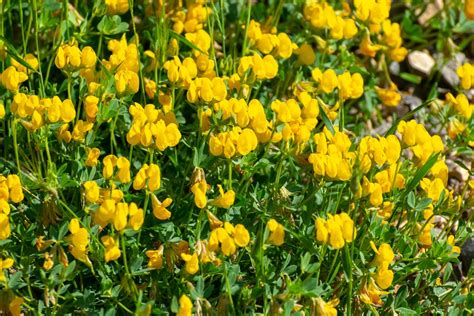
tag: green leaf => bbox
[97,15,129,35]
[400,72,422,84]
[317,98,335,135]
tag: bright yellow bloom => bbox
[177,294,193,316]
[0,66,28,91]
[102,235,121,262]
[83,181,100,203]
[146,245,164,269]
[181,252,199,274]
[191,180,207,209]
[0,257,14,282]
[105,0,129,15]
[152,195,172,220]
[267,219,285,246]
[67,218,91,265]
[376,83,401,107]
[315,297,339,316]
[212,185,235,208]
[85,148,100,167]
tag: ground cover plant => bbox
[0,0,473,314]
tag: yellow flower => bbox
[276,32,294,58]
[212,185,235,208]
[0,102,5,119]
[61,99,76,123]
[133,164,149,190]
[67,218,91,265]
[128,202,144,231]
[95,199,116,227]
[116,157,131,183]
[0,257,14,282]
[105,0,129,15]
[375,262,394,289]
[103,155,117,179]
[419,223,433,246]
[0,66,28,91]
[114,202,129,231]
[85,148,100,167]
[115,69,139,95]
[315,297,339,316]
[191,180,207,209]
[267,219,285,246]
[177,294,193,316]
[376,83,401,107]
[447,235,461,254]
[315,218,329,244]
[295,44,316,65]
[466,0,474,19]
[370,242,394,267]
[360,279,388,306]
[0,213,11,240]
[83,181,100,203]
[55,43,82,70]
[456,63,473,90]
[447,93,473,119]
[84,96,99,121]
[327,218,345,249]
[7,174,24,203]
[343,18,358,39]
[81,46,97,68]
[101,235,121,262]
[146,245,164,269]
[148,163,161,192]
[359,34,381,58]
[152,194,172,220]
[420,177,445,202]
[233,224,250,247]
[72,120,93,142]
[339,212,356,242]
[181,252,199,274]
[320,69,339,94]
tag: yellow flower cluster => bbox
[312,68,364,99]
[360,242,394,305]
[271,93,320,145]
[0,175,24,240]
[397,120,444,164]
[375,83,401,107]
[303,2,358,40]
[55,43,97,71]
[11,93,77,131]
[308,129,354,181]
[190,176,235,210]
[127,102,182,150]
[209,127,258,159]
[187,77,227,103]
[315,212,356,249]
[208,221,250,256]
[237,54,279,81]
[370,242,394,289]
[445,93,473,124]
[247,20,297,58]
[170,1,211,34]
